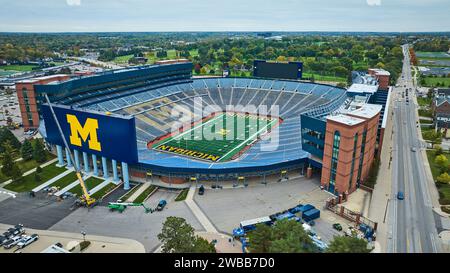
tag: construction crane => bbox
[43,94,97,208]
[108,202,152,213]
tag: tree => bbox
[326,236,371,253]
[0,127,21,154]
[158,216,215,253]
[248,219,317,253]
[33,140,47,163]
[21,139,33,161]
[192,236,216,253]
[1,143,17,177]
[437,172,450,184]
[247,223,273,253]
[435,154,449,173]
[435,145,443,156]
[269,220,316,253]
[10,163,22,182]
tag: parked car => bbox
[17,234,39,249]
[411,147,417,152]
[156,200,167,211]
[3,236,23,249]
[332,223,343,231]
[7,226,24,237]
[0,235,8,246]
[198,185,205,195]
[397,191,405,200]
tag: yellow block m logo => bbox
[66,114,102,151]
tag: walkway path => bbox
[185,184,218,233]
[32,169,73,193]
[127,182,151,202]
[54,174,91,197]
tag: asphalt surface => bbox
[194,178,343,244]
[388,44,441,253]
[0,192,76,230]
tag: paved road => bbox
[388,44,441,253]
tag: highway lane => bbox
[388,44,441,253]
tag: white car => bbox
[3,236,23,249]
[16,234,39,249]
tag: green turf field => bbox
[150,112,279,162]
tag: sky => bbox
[0,0,449,32]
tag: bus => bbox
[239,216,273,233]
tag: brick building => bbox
[368,68,391,90]
[15,74,70,130]
[320,104,381,195]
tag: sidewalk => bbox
[185,183,218,233]
[127,182,151,202]
[32,169,73,193]
[367,85,396,253]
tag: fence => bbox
[325,196,378,231]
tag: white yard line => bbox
[154,113,225,148]
[218,118,278,162]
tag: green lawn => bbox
[416,52,450,58]
[50,172,78,190]
[418,109,433,118]
[189,49,199,58]
[175,188,189,202]
[417,97,432,107]
[133,185,156,203]
[119,183,142,201]
[422,77,450,87]
[113,54,134,64]
[4,163,66,192]
[0,65,39,71]
[302,72,347,83]
[0,151,56,183]
[69,176,104,197]
[425,150,450,205]
[91,182,117,200]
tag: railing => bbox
[325,196,378,231]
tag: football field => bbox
[150,112,280,162]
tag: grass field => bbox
[119,183,142,201]
[133,185,156,203]
[50,172,77,190]
[0,65,38,71]
[422,77,450,87]
[175,188,189,202]
[416,52,450,59]
[4,164,66,192]
[91,182,116,199]
[302,72,347,83]
[113,54,134,64]
[69,176,104,197]
[151,112,279,162]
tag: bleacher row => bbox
[66,77,346,168]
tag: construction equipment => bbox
[108,202,152,213]
[44,94,97,208]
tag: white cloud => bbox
[66,0,81,6]
[367,0,381,6]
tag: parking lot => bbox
[50,190,203,252]
[194,177,349,243]
[0,192,76,230]
[0,223,145,253]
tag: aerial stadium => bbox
[17,61,390,196]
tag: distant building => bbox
[433,88,450,129]
[128,56,148,65]
[155,59,190,65]
[368,68,391,90]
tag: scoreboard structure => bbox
[253,60,303,80]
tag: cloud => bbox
[66,0,81,6]
[366,0,381,6]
